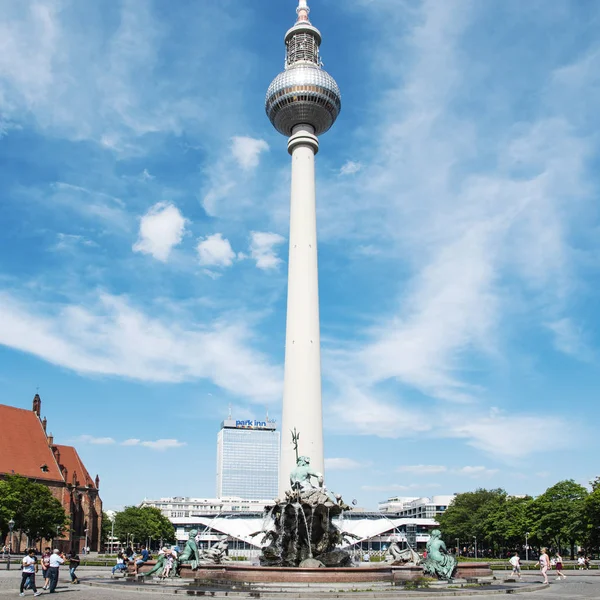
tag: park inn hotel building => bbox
[216,418,280,500]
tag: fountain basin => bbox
[136,561,492,584]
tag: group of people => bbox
[577,555,591,569]
[509,549,577,584]
[18,547,81,596]
[111,545,152,576]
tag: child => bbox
[509,552,522,579]
[41,548,51,590]
[162,549,176,579]
[554,553,566,580]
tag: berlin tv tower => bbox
[265,0,341,495]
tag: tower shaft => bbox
[266,0,340,496]
[279,125,323,496]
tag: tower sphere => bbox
[266,65,341,137]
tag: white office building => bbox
[140,496,272,518]
[216,418,280,500]
[378,495,456,518]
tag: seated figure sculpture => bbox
[290,456,323,492]
[385,540,421,566]
[202,538,230,564]
[421,529,456,580]
[174,529,202,572]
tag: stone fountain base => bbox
[136,561,493,584]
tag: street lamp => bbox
[6,519,15,570]
[525,532,529,563]
[473,536,477,559]
[111,520,115,554]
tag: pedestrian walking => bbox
[535,547,550,584]
[48,549,65,593]
[69,550,80,584]
[509,552,522,579]
[554,552,566,580]
[41,547,52,589]
[19,548,42,597]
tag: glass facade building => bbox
[216,419,280,500]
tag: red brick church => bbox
[0,395,102,552]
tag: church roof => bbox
[54,444,96,489]
[0,401,97,489]
[0,404,63,482]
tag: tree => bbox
[531,480,588,558]
[0,476,68,545]
[101,511,113,548]
[113,506,175,547]
[0,479,21,541]
[437,488,507,553]
[584,486,600,552]
[482,495,533,554]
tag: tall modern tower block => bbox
[265,0,341,496]
[216,418,280,500]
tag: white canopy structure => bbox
[170,514,439,549]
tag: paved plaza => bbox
[1,567,600,599]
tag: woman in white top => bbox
[535,548,550,584]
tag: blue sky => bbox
[1,0,599,511]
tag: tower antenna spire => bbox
[296,0,310,23]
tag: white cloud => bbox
[202,181,235,218]
[339,160,362,176]
[141,169,155,181]
[133,203,186,262]
[40,182,129,231]
[53,233,97,251]
[231,137,270,171]
[0,291,281,403]
[76,435,116,445]
[141,439,186,450]
[123,438,186,451]
[396,465,447,475]
[326,386,572,462]
[249,232,286,270]
[0,2,246,152]
[546,318,593,362]
[328,387,433,439]
[325,458,369,471]
[197,234,236,268]
[447,409,568,459]
[454,466,498,478]
[361,483,441,492]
